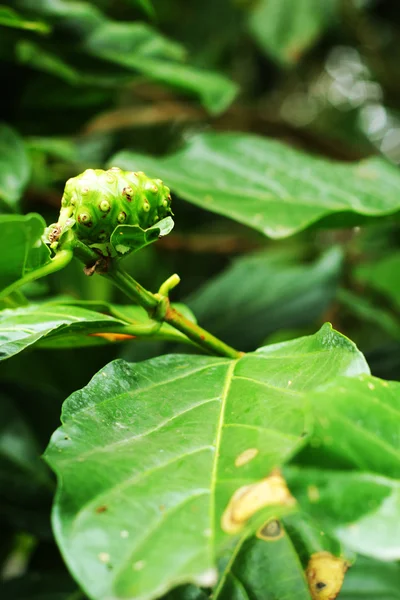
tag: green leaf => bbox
[0,5,50,33]
[26,136,78,162]
[16,0,105,33]
[341,556,400,600]
[248,0,338,66]
[287,468,400,561]
[355,252,400,310]
[0,124,31,211]
[16,41,80,84]
[110,216,174,257]
[187,247,342,351]
[309,374,400,478]
[215,525,311,600]
[0,300,196,361]
[0,214,50,297]
[85,22,238,114]
[45,324,368,600]
[109,132,400,238]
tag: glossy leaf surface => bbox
[46,325,368,600]
[110,132,400,238]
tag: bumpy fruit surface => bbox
[51,167,172,248]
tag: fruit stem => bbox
[105,264,242,359]
[67,240,242,358]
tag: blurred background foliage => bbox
[1,0,400,596]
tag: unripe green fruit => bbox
[51,167,173,252]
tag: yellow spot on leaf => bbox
[221,470,296,534]
[367,382,375,390]
[306,552,349,600]
[98,552,110,564]
[133,560,146,571]
[235,448,259,467]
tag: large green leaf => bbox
[45,324,368,600]
[0,5,50,33]
[85,22,238,115]
[0,300,196,361]
[287,468,400,561]
[187,247,342,351]
[0,214,50,296]
[0,124,31,211]
[110,132,400,238]
[248,0,338,66]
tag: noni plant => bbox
[1,2,400,600]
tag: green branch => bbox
[105,265,242,359]
[69,240,242,359]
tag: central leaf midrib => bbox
[209,360,237,562]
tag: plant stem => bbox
[105,265,158,312]
[104,265,242,359]
[67,241,242,358]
